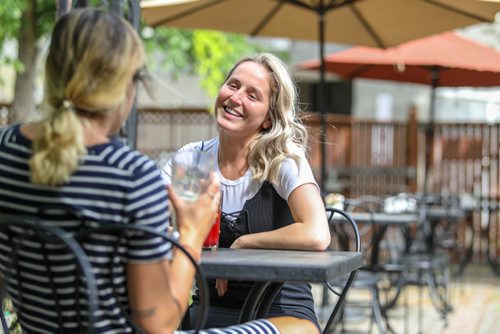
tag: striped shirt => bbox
[0,124,171,333]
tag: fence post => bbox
[406,105,418,193]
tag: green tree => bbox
[142,26,288,106]
[0,0,56,122]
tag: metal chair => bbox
[0,213,99,333]
[0,213,209,333]
[375,194,453,334]
[400,195,452,333]
[322,207,363,334]
[327,200,391,334]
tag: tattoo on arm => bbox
[130,307,156,318]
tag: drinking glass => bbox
[170,150,215,202]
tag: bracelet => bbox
[179,243,202,263]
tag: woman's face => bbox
[215,61,271,139]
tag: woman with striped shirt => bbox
[0,8,293,334]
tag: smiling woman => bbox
[163,53,330,334]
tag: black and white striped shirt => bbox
[0,124,171,333]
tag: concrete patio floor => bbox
[314,263,499,334]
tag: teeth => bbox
[224,106,241,117]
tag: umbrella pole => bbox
[319,11,328,197]
[423,67,439,196]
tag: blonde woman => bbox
[163,53,330,334]
[0,9,296,334]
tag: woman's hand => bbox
[167,173,221,248]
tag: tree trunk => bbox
[12,0,39,122]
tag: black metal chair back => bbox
[0,213,98,334]
[322,207,361,334]
[326,207,361,253]
[325,206,389,334]
[0,214,209,333]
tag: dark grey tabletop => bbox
[200,248,363,282]
[331,212,419,225]
[425,207,465,220]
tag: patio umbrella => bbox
[299,31,500,193]
[140,0,500,192]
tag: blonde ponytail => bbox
[30,101,86,185]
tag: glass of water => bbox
[170,150,215,202]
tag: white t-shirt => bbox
[162,137,318,216]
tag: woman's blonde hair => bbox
[30,8,145,186]
[223,53,308,183]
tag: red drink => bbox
[203,208,221,250]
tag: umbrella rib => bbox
[324,0,360,11]
[281,0,315,11]
[252,2,285,36]
[151,0,226,27]
[349,3,386,48]
[284,0,359,12]
[420,0,494,22]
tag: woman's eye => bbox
[248,94,258,101]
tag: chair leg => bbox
[418,269,423,334]
[403,285,409,334]
[369,286,386,334]
[425,266,451,326]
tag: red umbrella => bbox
[299,31,500,193]
[299,31,500,87]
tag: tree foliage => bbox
[0,0,56,57]
[142,26,287,103]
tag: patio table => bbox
[330,212,420,268]
[200,248,363,334]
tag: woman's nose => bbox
[229,89,243,105]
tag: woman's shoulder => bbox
[279,144,309,170]
[87,139,158,178]
[0,123,31,149]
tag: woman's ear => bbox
[263,118,271,130]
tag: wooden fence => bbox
[1,105,498,271]
[137,108,499,271]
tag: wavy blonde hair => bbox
[223,53,308,183]
[30,8,145,186]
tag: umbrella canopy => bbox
[299,30,500,194]
[140,0,500,192]
[142,0,500,49]
[299,31,500,87]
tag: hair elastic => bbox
[62,99,74,111]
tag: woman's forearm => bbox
[233,221,330,250]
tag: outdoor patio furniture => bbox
[383,194,454,334]
[0,214,99,333]
[324,205,390,333]
[199,247,362,334]
[0,214,208,333]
